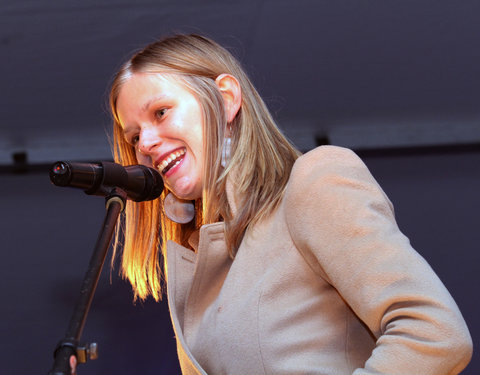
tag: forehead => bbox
[117,72,181,101]
[115,72,192,122]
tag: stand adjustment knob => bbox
[76,342,99,363]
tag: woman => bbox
[108,34,472,374]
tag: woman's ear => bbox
[215,74,242,123]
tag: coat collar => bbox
[185,171,239,253]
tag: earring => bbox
[221,136,232,167]
[163,192,195,224]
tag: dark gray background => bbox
[0,1,478,374]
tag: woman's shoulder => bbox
[288,145,370,189]
[284,145,391,214]
[291,145,364,176]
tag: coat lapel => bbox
[166,222,233,374]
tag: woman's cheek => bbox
[136,151,153,168]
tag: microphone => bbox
[50,161,164,202]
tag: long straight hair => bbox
[109,34,300,301]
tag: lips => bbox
[156,147,186,175]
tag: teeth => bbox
[158,148,186,173]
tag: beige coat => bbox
[165,146,472,374]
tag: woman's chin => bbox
[169,190,193,201]
[168,178,201,201]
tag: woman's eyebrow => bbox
[141,95,167,113]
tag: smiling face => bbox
[116,73,205,200]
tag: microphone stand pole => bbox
[47,187,127,375]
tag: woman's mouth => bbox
[157,148,186,175]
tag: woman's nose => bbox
[137,126,161,156]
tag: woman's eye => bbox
[155,108,167,119]
[130,135,139,145]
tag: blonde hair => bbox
[109,34,300,301]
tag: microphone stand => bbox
[47,187,127,375]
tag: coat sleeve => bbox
[284,146,472,375]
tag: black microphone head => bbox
[123,165,164,201]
